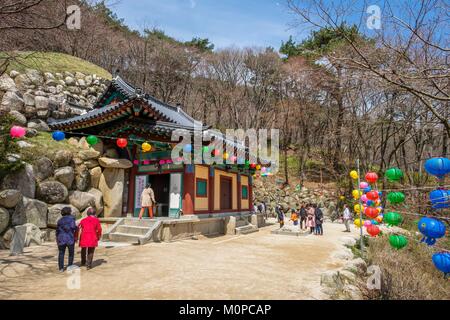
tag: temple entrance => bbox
[133,174,170,217]
[220,176,232,210]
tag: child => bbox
[290,208,299,227]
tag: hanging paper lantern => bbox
[377,207,382,213]
[143,160,150,165]
[183,144,192,153]
[352,189,362,199]
[359,182,369,189]
[244,160,250,167]
[166,159,173,164]
[366,190,379,201]
[429,189,449,209]
[212,149,221,156]
[349,170,358,179]
[363,186,372,193]
[387,191,405,204]
[375,215,383,223]
[116,138,128,149]
[371,219,379,225]
[10,126,26,138]
[223,152,229,160]
[354,218,364,228]
[366,200,374,207]
[365,172,379,184]
[366,224,380,237]
[52,131,65,141]
[250,163,257,169]
[230,156,237,163]
[365,207,379,219]
[385,167,403,182]
[142,142,152,152]
[389,234,408,250]
[360,194,368,202]
[86,135,98,146]
[418,217,446,246]
[363,220,372,227]
[261,167,267,173]
[159,160,166,165]
[384,212,403,226]
[256,164,261,170]
[424,157,450,178]
[133,160,139,165]
[354,204,364,213]
[432,252,450,276]
[202,146,209,153]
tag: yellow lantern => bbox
[142,142,152,152]
[339,195,345,200]
[352,189,362,200]
[354,203,363,213]
[223,152,229,160]
[256,164,261,170]
[375,215,383,223]
[354,218,364,228]
[350,170,358,180]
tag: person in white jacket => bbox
[343,204,352,232]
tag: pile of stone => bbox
[253,178,337,221]
[0,136,131,251]
[0,69,108,126]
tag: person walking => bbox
[56,207,77,272]
[139,183,156,219]
[298,202,307,230]
[314,204,324,235]
[78,207,102,270]
[306,204,316,234]
[343,204,352,232]
[275,205,285,228]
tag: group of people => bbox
[275,202,324,235]
[56,206,102,272]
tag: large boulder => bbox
[78,149,101,161]
[89,167,102,189]
[53,150,73,168]
[8,110,27,126]
[25,69,44,85]
[0,74,17,91]
[68,190,96,211]
[98,157,133,169]
[0,207,10,234]
[1,91,24,112]
[84,159,99,169]
[87,188,104,215]
[0,189,22,208]
[1,164,36,199]
[27,119,50,131]
[47,204,81,227]
[75,165,90,191]
[98,168,124,217]
[54,166,74,189]
[12,197,47,228]
[37,181,68,204]
[33,157,54,182]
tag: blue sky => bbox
[112,0,298,50]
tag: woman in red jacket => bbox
[77,207,102,270]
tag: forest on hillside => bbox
[1,0,448,186]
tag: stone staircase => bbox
[103,218,162,245]
[235,216,258,235]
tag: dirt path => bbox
[0,221,358,300]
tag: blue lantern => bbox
[52,131,65,141]
[424,157,450,178]
[418,217,446,246]
[429,189,449,209]
[432,252,450,277]
[363,186,372,193]
[367,200,374,207]
[183,144,192,153]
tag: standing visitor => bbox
[275,205,285,228]
[139,183,156,219]
[253,202,259,213]
[290,208,299,227]
[306,204,316,234]
[78,208,102,270]
[56,207,77,272]
[298,202,307,230]
[314,204,324,235]
[343,204,352,232]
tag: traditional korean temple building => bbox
[50,76,255,219]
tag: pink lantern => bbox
[359,182,369,189]
[10,126,26,138]
[159,160,166,165]
[230,156,237,163]
[261,167,267,173]
[166,159,173,164]
[364,220,372,227]
[361,194,368,202]
[143,160,150,165]
[133,160,139,165]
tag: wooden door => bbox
[220,176,232,210]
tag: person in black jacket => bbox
[56,207,77,272]
[298,202,307,230]
[314,204,324,235]
[275,205,284,228]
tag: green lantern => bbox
[385,167,403,182]
[245,160,250,168]
[389,234,408,249]
[387,191,405,204]
[86,135,99,146]
[202,146,209,153]
[384,212,403,226]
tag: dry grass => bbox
[357,235,450,300]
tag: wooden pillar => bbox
[209,166,215,212]
[182,164,195,215]
[127,145,138,216]
[237,173,242,212]
[248,174,253,209]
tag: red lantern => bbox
[365,172,378,184]
[116,138,128,148]
[250,163,257,169]
[365,207,379,219]
[366,224,380,237]
[213,149,221,156]
[366,190,379,201]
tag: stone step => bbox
[109,232,142,243]
[236,219,249,228]
[123,218,156,227]
[235,224,258,235]
[116,225,150,236]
